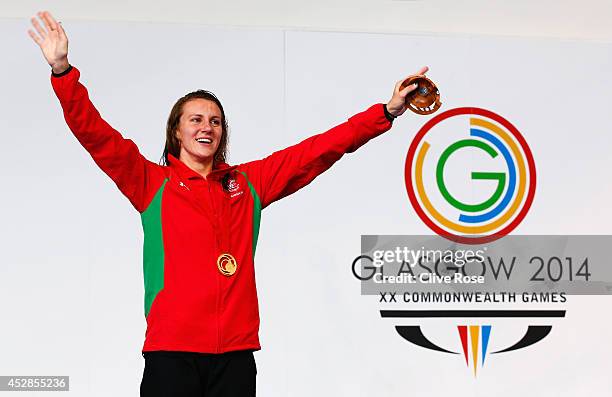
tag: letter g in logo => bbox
[405,107,536,244]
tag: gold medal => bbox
[217,253,238,276]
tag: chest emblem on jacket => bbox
[225,178,243,198]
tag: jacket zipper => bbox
[207,180,222,353]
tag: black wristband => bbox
[51,65,73,78]
[383,104,396,123]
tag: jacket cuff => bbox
[51,65,73,78]
[383,104,396,123]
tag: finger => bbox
[399,83,418,97]
[43,11,60,31]
[38,11,54,32]
[415,66,429,76]
[398,66,430,85]
[31,17,47,39]
[395,76,415,93]
[27,29,42,46]
[57,22,67,39]
[395,76,415,94]
[394,66,430,94]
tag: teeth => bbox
[196,138,212,143]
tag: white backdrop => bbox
[1,18,611,396]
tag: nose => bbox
[199,120,213,132]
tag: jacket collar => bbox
[167,154,237,181]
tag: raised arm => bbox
[240,66,429,208]
[28,11,166,212]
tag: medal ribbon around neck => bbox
[215,174,237,276]
[182,170,238,276]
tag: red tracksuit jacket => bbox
[51,66,392,353]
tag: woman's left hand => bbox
[386,66,429,118]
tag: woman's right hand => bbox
[28,11,70,74]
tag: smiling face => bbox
[176,98,224,166]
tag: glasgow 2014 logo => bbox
[405,108,537,244]
[369,108,556,377]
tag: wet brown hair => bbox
[162,90,229,165]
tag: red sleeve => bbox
[51,66,166,213]
[240,104,392,208]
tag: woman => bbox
[28,10,427,397]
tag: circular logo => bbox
[405,107,536,244]
[217,253,238,276]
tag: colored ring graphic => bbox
[405,107,536,244]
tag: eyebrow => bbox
[188,114,221,118]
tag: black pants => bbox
[140,350,256,397]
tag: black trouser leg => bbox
[204,350,257,397]
[141,350,257,397]
[140,352,202,397]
